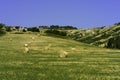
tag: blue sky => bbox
[0,0,120,28]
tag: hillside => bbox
[67,24,120,49]
[0,33,120,80]
[1,22,120,49]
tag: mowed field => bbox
[0,33,120,80]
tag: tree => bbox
[15,26,20,31]
[27,27,39,32]
[107,36,120,49]
[114,22,120,26]
[60,26,77,30]
[0,23,5,29]
[22,29,27,32]
[39,26,49,29]
[107,38,114,48]
[50,25,59,29]
[6,26,12,32]
[0,23,6,35]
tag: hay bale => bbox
[71,48,76,50]
[24,43,28,47]
[24,47,29,53]
[59,51,68,58]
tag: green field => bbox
[0,33,120,80]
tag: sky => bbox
[0,0,120,28]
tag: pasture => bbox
[0,33,120,80]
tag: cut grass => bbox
[0,33,120,80]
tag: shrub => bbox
[0,23,6,35]
[6,27,12,32]
[22,29,27,32]
[107,36,120,49]
[27,27,39,32]
[0,30,6,35]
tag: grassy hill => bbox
[0,33,120,80]
[67,24,120,48]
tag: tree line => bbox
[0,23,77,35]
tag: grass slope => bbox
[0,33,120,80]
[67,25,120,48]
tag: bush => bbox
[0,23,6,35]
[0,30,6,35]
[22,29,27,32]
[6,27,12,32]
[59,31,67,36]
[27,27,39,32]
[107,36,120,49]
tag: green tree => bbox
[0,23,5,29]
[50,25,59,29]
[107,36,120,49]
[6,26,12,32]
[27,27,39,32]
[0,23,6,35]
[22,29,27,32]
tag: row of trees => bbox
[0,23,40,34]
[39,25,77,30]
[0,23,77,30]
[0,23,77,35]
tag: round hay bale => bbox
[24,47,29,53]
[24,44,28,47]
[59,51,68,58]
